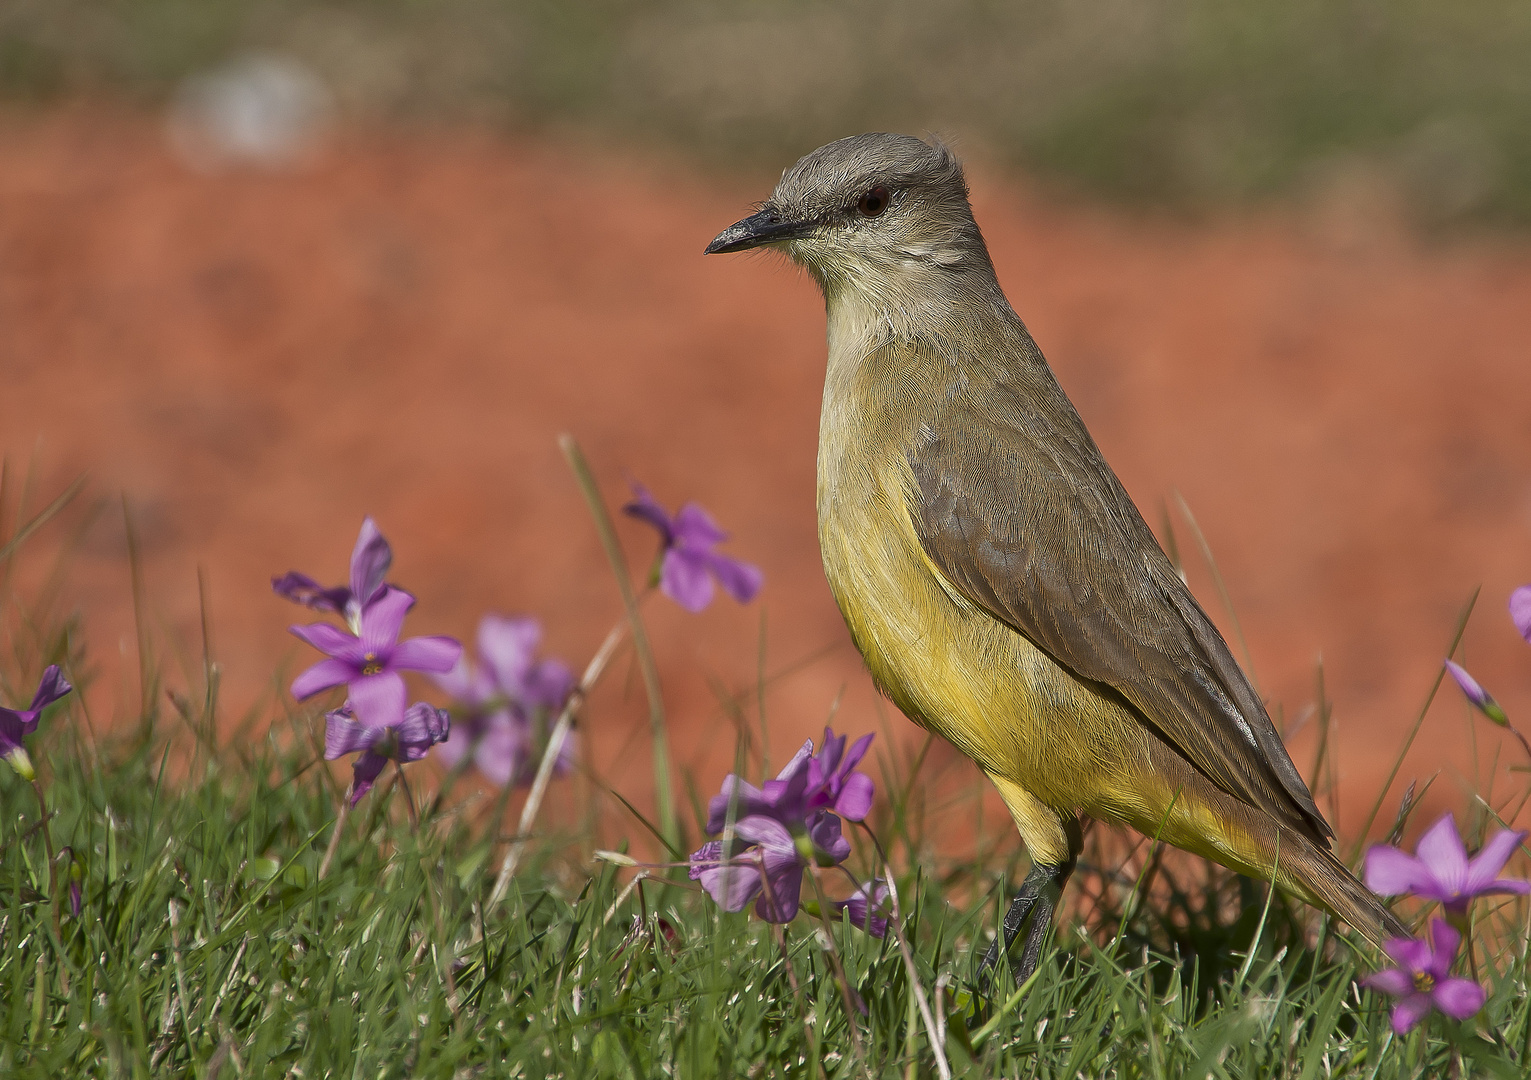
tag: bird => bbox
[704,132,1407,988]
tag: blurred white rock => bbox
[167,53,334,173]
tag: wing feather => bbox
[907,375,1331,843]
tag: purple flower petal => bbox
[524,658,575,712]
[807,810,851,864]
[395,702,451,761]
[29,666,72,712]
[348,517,392,609]
[661,548,715,612]
[1462,828,1529,895]
[815,729,846,778]
[834,772,875,822]
[349,750,389,806]
[291,657,355,701]
[272,571,350,614]
[776,739,815,782]
[1365,845,1431,898]
[431,656,480,703]
[347,672,408,729]
[1416,813,1471,897]
[1383,935,1434,972]
[476,715,530,787]
[1422,918,1462,979]
[392,635,463,674]
[839,732,874,777]
[358,587,415,653]
[705,776,776,834]
[689,841,723,880]
[1390,995,1433,1035]
[754,854,803,922]
[1432,977,1487,1021]
[1363,968,1416,997]
[1444,660,1508,725]
[623,483,677,539]
[672,503,729,548]
[324,709,383,759]
[704,551,764,605]
[693,840,769,913]
[831,879,890,937]
[734,814,796,854]
[477,615,540,693]
[0,711,29,755]
[289,622,364,661]
[1510,585,1531,645]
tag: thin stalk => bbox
[489,614,632,909]
[863,826,950,1080]
[560,434,675,848]
[0,473,86,566]
[804,870,868,1070]
[317,796,351,881]
[31,779,59,940]
[1351,588,1478,862]
[396,763,420,830]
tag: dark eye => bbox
[856,186,890,218]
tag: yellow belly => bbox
[817,455,1150,813]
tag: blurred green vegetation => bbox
[3,0,1530,224]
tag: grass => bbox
[3,1,1531,228]
[2,468,1530,1077]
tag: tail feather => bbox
[1286,839,1409,953]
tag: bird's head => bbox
[706,133,990,305]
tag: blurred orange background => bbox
[2,99,1529,859]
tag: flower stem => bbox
[861,824,950,1080]
[31,779,60,941]
[560,434,675,849]
[489,613,632,909]
[805,870,868,1067]
[318,794,351,881]
[395,763,420,830]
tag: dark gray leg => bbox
[977,819,1082,991]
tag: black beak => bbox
[705,208,816,254]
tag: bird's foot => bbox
[969,860,1071,1025]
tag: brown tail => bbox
[1285,837,1410,953]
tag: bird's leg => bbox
[976,861,1069,989]
[976,818,1082,993]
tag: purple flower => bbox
[688,811,851,922]
[325,701,451,806]
[829,878,890,938]
[433,615,575,787]
[704,727,876,834]
[803,727,876,822]
[273,517,393,633]
[1512,585,1531,646]
[1363,919,1486,1033]
[290,586,461,728]
[690,727,875,924]
[1,665,72,782]
[623,483,763,613]
[1444,660,1509,726]
[1365,811,1529,915]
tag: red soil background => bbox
[3,106,1530,856]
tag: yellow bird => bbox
[706,133,1405,983]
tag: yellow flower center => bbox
[361,652,383,677]
[1412,972,1435,994]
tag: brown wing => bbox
[907,374,1331,844]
